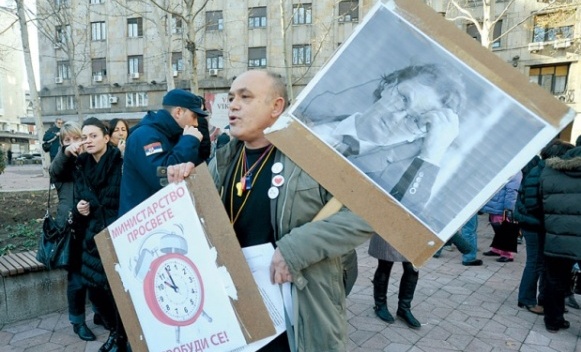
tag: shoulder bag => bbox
[36,185,72,270]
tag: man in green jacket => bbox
[167,70,373,351]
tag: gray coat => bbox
[209,139,373,352]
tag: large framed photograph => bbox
[265,0,574,265]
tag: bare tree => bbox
[15,0,49,176]
[443,0,560,49]
[35,0,92,122]
[148,0,211,92]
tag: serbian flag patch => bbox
[144,142,163,156]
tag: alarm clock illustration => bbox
[133,225,212,337]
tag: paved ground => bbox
[1,165,580,351]
[0,164,50,192]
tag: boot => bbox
[372,266,394,323]
[396,263,421,329]
[73,322,96,341]
[99,331,127,352]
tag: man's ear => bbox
[271,97,286,118]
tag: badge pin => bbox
[272,175,285,187]
[271,162,283,174]
[268,186,280,199]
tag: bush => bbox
[0,149,5,174]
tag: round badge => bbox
[272,175,285,187]
[268,186,280,199]
[271,162,283,174]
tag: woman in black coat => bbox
[66,117,126,351]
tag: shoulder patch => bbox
[144,142,163,156]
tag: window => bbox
[92,58,106,77]
[55,0,70,7]
[249,7,266,28]
[171,15,183,34]
[126,92,148,107]
[89,0,104,4]
[248,47,266,68]
[172,52,183,71]
[292,45,311,65]
[127,17,143,38]
[529,64,569,95]
[56,96,75,111]
[55,24,70,44]
[128,55,143,74]
[90,94,111,109]
[533,12,575,43]
[206,11,223,31]
[206,50,224,69]
[338,1,358,22]
[467,20,503,48]
[91,21,106,41]
[293,3,312,25]
[57,61,71,79]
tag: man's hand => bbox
[183,125,203,141]
[65,141,87,157]
[419,108,459,165]
[77,200,90,216]
[167,162,195,183]
[270,248,293,284]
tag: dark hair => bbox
[198,96,207,111]
[576,134,581,147]
[109,118,130,135]
[540,139,574,159]
[82,117,110,136]
[373,64,466,114]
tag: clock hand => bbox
[166,267,178,288]
[164,281,178,292]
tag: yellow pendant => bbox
[235,182,243,197]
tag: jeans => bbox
[518,229,545,306]
[461,214,478,263]
[67,271,87,324]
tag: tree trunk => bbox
[16,0,49,177]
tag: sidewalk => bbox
[1,164,580,351]
[0,164,50,192]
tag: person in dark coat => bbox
[64,117,126,351]
[539,145,581,332]
[43,118,64,160]
[119,89,206,216]
[49,121,98,342]
[515,139,574,315]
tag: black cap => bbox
[162,89,208,117]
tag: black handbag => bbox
[490,210,520,253]
[36,185,72,270]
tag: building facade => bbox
[0,4,36,157]
[35,0,580,142]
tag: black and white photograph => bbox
[280,2,573,239]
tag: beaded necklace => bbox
[229,145,275,224]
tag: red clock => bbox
[143,252,205,326]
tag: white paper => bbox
[231,244,288,352]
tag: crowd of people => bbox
[37,69,581,351]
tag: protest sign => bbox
[95,164,275,351]
[265,0,575,266]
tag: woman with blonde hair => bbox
[49,121,96,341]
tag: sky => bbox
[1,0,39,90]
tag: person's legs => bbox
[461,215,481,265]
[397,262,421,329]
[544,256,572,332]
[518,230,541,307]
[89,287,127,351]
[372,259,394,323]
[67,271,96,341]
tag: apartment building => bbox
[36,0,580,141]
[0,4,35,155]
